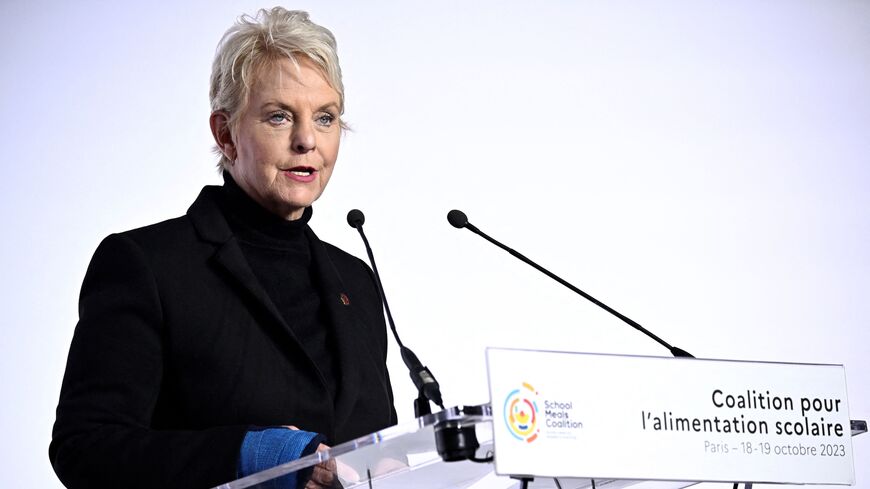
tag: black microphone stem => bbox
[353,226,404,351]
[348,210,446,414]
[462,222,694,358]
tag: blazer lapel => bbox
[306,228,364,423]
[211,240,298,343]
[187,187,322,373]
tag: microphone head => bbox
[346,209,365,228]
[447,209,468,229]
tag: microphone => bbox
[347,209,445,415]
[447,209,694,358]
[347,208,365,228]
[446,209,467,229]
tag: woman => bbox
[49,8,397,489]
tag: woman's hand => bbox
[304,443,341,489]
[285,426,341,489]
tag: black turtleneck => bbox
[218,173,338,402]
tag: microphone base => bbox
[434,421,480,462]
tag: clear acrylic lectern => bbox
[212,404,727,489]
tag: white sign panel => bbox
[486,348,855,485]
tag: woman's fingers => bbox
[305,459,341,488]
[302,443,342,488]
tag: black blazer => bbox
[50,186,397,489]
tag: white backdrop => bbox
[1,0,867,488]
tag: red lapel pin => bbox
[339,293,350,306]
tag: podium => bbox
[215,350,867,489]
[215,404,717,489]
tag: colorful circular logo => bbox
[504,382,539,443]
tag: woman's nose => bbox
[291,120,316,154]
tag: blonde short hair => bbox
[210,8,344,170]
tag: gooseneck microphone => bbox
[347,209,445,416]
[446,209,694,358]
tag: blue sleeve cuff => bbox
[237,428,326,489]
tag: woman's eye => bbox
[268,112,290,124]
[316,113,336,126]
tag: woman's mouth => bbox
[282,166,317,183]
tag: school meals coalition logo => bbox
[503,382,584,442]
[504,382,540,443]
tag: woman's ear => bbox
[209,111,235,162]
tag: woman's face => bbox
[224,57,341,220]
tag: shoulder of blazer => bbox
[96,186,225,262]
